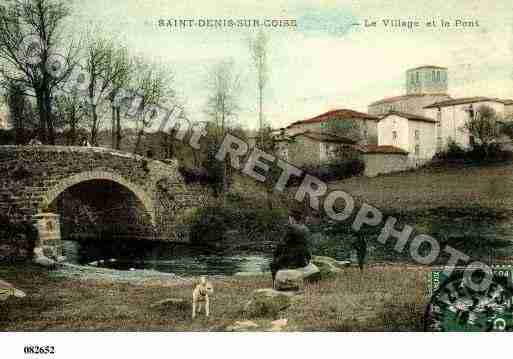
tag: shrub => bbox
[434,140,513,165]
[186,206,287,250]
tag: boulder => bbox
[244,288,292,318]
[296,263,321,282]
[312,255,351,269]
[311,256,342,278]
[226,320,259,331]
[275,269,303,291]
[269,318,288,331]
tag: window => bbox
[415,144,420,156]
[416,72,419,82]
[414,130,420,140]
[319,143,327,161]
[436,71,440,81]
[392,131,398,140]
[432,70,436,81]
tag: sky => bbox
[66,0,513,130]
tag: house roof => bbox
[408,65,448,71]
[284,130,357,145]
[286,109,379,129]
[369,93,451,107]
[381,110,437,123]
[424,97,513,109]
[356,144,408,155]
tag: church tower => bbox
[406,66,448,95]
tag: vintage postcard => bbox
[1,0,513,354]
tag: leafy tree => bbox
[462,104,500,152]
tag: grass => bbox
[328,162,513,212]
[0,263,430,331]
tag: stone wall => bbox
[362,153,409,177]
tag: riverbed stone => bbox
[311,256,342,278]
[269,318,288,331]
[226,320,259,331]
[243,288,292,318]
[297,263,321,282]
[275,269,303,291]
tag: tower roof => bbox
[408,65,448,71]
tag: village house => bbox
[377,111,437,166]
[279,65,513,177]
[279,109,412,177]
[424,97,513,150]
[285,109,379,145]
[277,131,355,167]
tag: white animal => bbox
[192,276,214,319]
[33,247,57,268]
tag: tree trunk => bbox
[111,105,116,148]
[91,104,98,146]
[44,90,55,145]
[35,91,47,144]
[115,107,122,150]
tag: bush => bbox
[187,206,288,250]
[435,139,465,161]
[434,140,513,165]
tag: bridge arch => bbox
[38,170,156,224]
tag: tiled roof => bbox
[369,93,451,106]
[500,99,513,105]
[381,111,437,123]
[356,144,408,155]
[424,97,513,108]
[288,130,356,144]
[287,109,379,129]
[408,65,448,71]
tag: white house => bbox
[378,111,437,166]
[424,97,513,150]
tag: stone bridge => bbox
[0,146,209,259]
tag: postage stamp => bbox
[426,265,513,331]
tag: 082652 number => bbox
[24,345,55,355]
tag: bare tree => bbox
[54,87,87,145]
[130,59,174,155]
[204,61,240,142]
[106,45,132,149]
[204,60,240,202]
[248,30,269,146]
[83,37,117,145]
[0,0,79,144]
